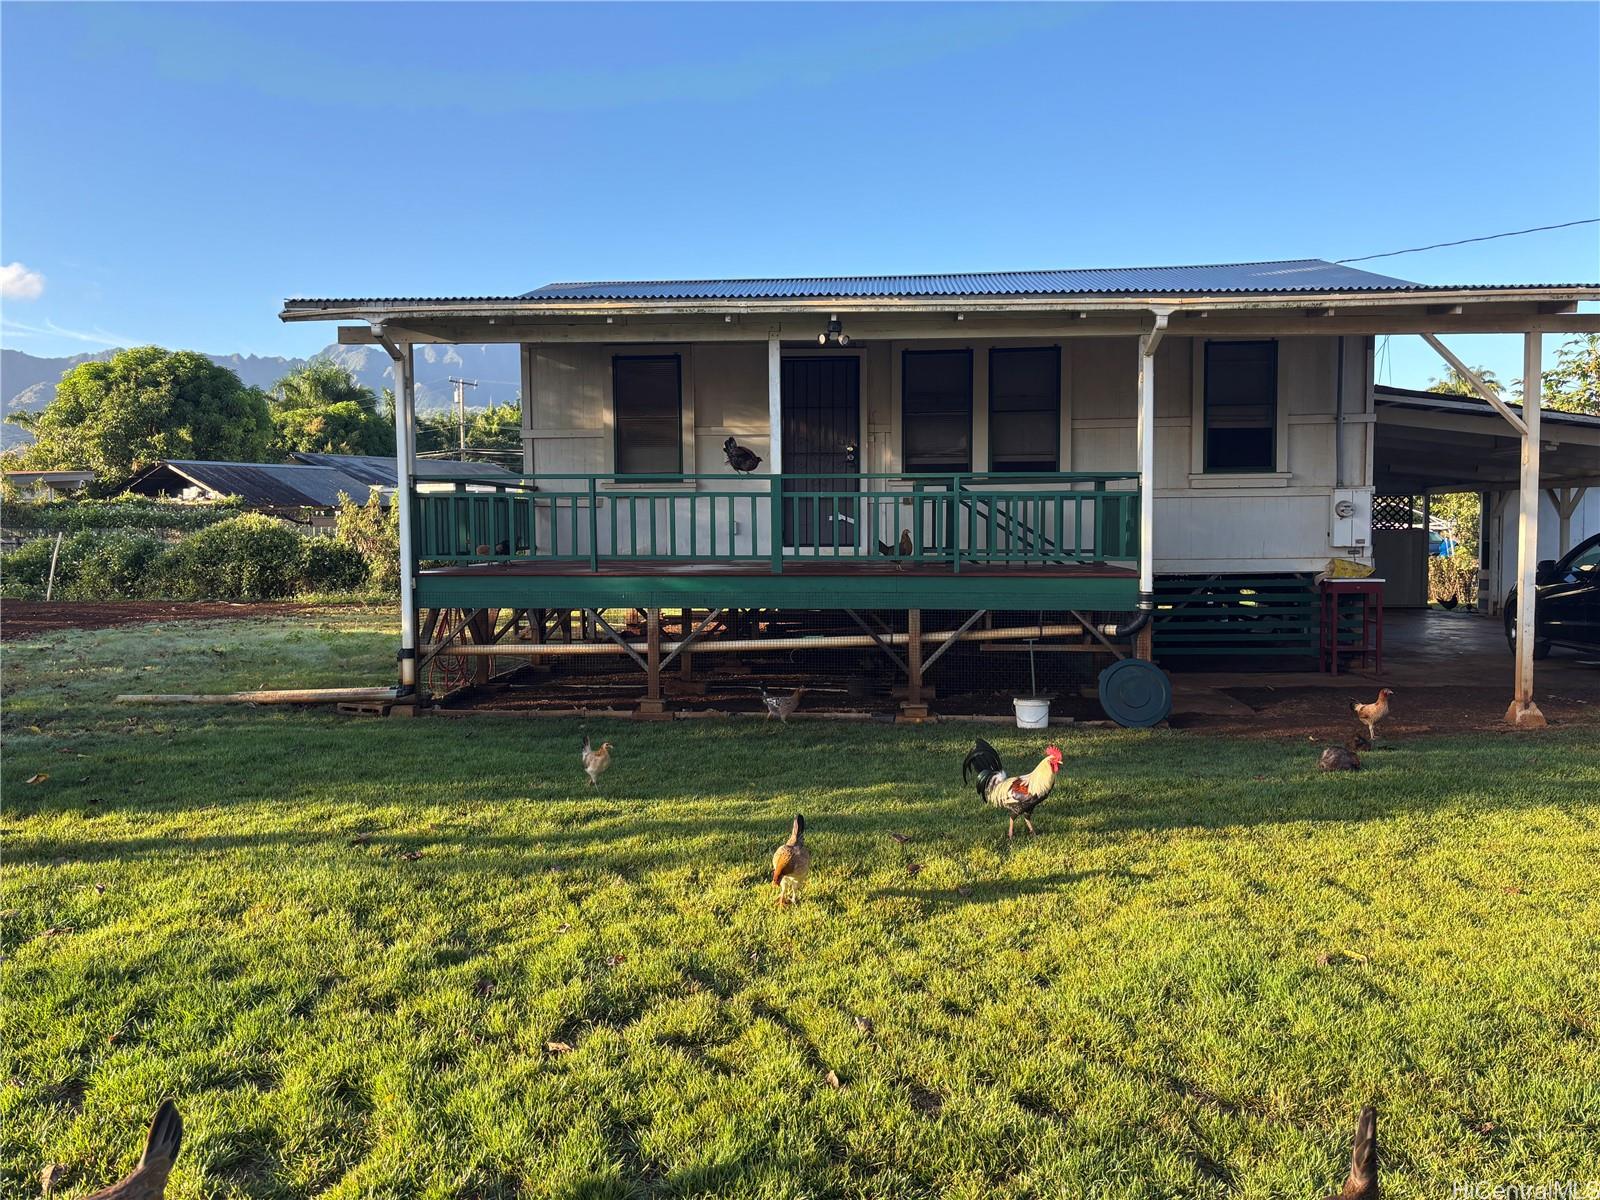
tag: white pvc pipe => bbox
[426,620,1090,657]
[1136,329,1157,607]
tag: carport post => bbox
[1507,331,1544,728]
[382,336,419,695]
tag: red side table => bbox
[1319,578,1384,675]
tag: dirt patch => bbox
[1,600,312,640]
[1170,683,1600,738]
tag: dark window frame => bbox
[901,348,974,475]
[1203,339,1279,473]
[611,354,683,476]
[987,346,1061,473]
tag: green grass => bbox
[3,613,1598,1197]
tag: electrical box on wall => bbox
[1330,488,1371,551]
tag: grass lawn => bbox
[3,611,1598,1197]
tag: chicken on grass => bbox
[771,814,811,906]
[1324,1106,1378,1200]
[1349,688,1394,743]
[961,738,1063,838]
[83,1100,182,1200]
[761,687,806,723]
[581,734,613,787]
[1318,735,1368,772]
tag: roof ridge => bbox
[531,259,1342,290]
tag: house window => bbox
[1204,340,1278,472]
[902,349,972,474]
[989,347,1059,472]
[613,355,682,474]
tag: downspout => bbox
[1136,309,1171,613]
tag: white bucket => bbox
[1013,696,1051,729]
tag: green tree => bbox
[1541,334,1599,416]
[7,346,273,492]
[268,359,392,455]
[1427,364,1504,397]
[415,401,521,456]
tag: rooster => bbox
[1323,1106,1378,1200]
[961,738,1063,838]
[581,733,613,787]
[1348,689,1394,743]
[83,1100,182,1200]
[771,814,811,905]
[877,529,915,558]
[723,437,763,474]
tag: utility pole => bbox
[448,377,479,459]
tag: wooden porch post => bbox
[641,606,665,715]
[1507,331,1545,728]
[900,608,929,720]
[767,334,783,474]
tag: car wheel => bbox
[1505,600,1552,659]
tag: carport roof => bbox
[1373,386,1600,493]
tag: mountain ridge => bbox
[2,344,521,448]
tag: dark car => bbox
[1505,531,1600,658]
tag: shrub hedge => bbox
[1,502,397,602]
[0,495,244,535]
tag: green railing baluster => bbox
[769,477,783,573]
[408,469,1140,571]
[588,479,599,571]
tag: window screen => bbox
[989,347,1060,472]
[613,356,682,475]
[1204,341,1277,472]
[902,350,972,473]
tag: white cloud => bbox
[1,317,135,347]
[1,262,47,301]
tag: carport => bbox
[1373,373,1600,725]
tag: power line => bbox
[1335,218,1599,264]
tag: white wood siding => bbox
[522,333,1375,575]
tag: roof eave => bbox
[281,285,1600,324]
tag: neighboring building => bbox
[281,260,1598,718]
[126,454,505,527]
[3,468,97,499]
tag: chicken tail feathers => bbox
[1345,1105,1377,1189]
[962,738,1005,798]
[140,1100,183,1170]
[1347,699,1360,715]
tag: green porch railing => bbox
[411,471,1139,571]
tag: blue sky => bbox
[2,1,1596,387]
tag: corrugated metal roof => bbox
[520,260,1430,300]
[129,455,509,509]
[1373,385,1600,428]
[130,461,368,509]
[282,259,1595,308]
[288,452,504,484]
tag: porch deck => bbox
[415,557,1138,609]
[411,470,1143,610]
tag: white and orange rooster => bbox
[961,738,1063,838]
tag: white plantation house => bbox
[282,259,1599,724]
